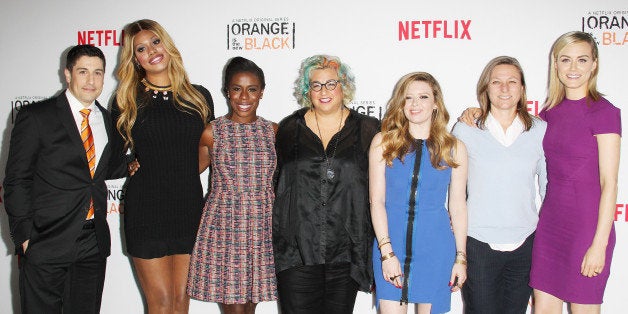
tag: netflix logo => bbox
[615,203,628,222]
[77,29,123,46]
[398,19,472,41]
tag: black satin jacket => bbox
[272,108,379,292]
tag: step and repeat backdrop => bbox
[1,1,626,313]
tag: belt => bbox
[83,219,95,229]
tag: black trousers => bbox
[462,234,534,314]
[19,226,106,314]
[277,263,359,314]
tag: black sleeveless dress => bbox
[112,84,214,258]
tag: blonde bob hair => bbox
[115,19,210,149]
[381,72,458,169]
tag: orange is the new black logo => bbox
[582,11,628,46]
[227,17,296,51]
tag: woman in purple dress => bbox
[529,31,621,312]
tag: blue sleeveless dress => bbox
[373,141,455,313]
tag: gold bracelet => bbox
[380,251,396,262]
[456,251,467,258]
[379,236,390,243]
[454,259,467,265]
[377,240,391,250]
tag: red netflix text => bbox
[77,30,123,46]
[398,20,472,41]
[527,100,541,116]
[615,204,628,222]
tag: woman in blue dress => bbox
[370,72,468,313]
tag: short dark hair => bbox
[66,45,106,71]
[223,56,265,95]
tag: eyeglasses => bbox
[309,80,341,92]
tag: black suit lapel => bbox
[93,101,111,179]
[95,101,113,140]
[56,92,90,170]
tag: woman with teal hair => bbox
[273,55,379,313]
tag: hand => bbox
[22,239,29,253]
[450,262,467,292]
[382,254,403,289]
[581,243,606,277]
[457,107,481,127]
[127,159,140,176]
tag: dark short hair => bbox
[66,45,106,71]
[223,56,265,95]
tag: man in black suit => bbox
[4,45,125,313]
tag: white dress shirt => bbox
[486,112,524,147]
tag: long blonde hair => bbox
[381,72,458,169]
[545,31,601,110]
[115,19,210,149]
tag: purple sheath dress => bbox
[530,97,621,304]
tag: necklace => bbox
[141,78,172,100]
[313,107,344,180]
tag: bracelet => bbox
[456,251,467,258]
[380,251,396,262]
[379,236,390,243]
[454,258,467,265]
[377,240,391,250]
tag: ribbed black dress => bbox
[112,84,214,258]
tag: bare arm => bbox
[448,139,468,291]
[369,133,402,288]
[581,133,620,277]
[198,124,214,173]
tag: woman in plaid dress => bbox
[187,57,278,314]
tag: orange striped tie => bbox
[80,109,95,220]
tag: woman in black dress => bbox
[112,19,214,313]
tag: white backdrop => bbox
[1,1,627,313]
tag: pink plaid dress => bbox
[187,116,277,304]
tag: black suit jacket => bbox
[4,91,125,262]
